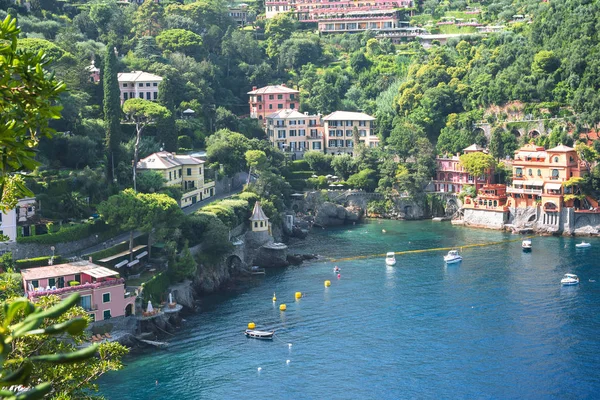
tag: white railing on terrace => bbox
[506,186,542,194]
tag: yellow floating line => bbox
[328,236,532,263]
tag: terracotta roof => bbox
[247,85,299,95]
[517,143,545,152]
[138,152,204,170]
[117,71,162,83]
[323,111,375,121]
[21,261,118,281]
[250,202,269,221]
[547,144,575,152]
[266,109,310,119]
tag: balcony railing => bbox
[506,186,543,194]
[28,278,125,299]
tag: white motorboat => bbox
[522,239,532,250]
[385,252,396,266]
[576,241,591,248]
[561,273,580,286]
[244,329,275,340]
[444,250,462,264]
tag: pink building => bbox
[21,261,136,322]
[87,60,100,84]
[118,71,163,104]
[433,144,490,193]
[247,84,299,121]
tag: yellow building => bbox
[508,144,591,211]
[137,151,215,208]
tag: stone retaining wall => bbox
[463,209,508,229]
[0,234,103,260]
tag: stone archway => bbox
[445,198,459,216]
[227,255,243,270]
[473,127,486,138]
[529,129,540,138]
[510,127,521,138]
[125,303,133,317]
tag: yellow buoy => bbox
[248,322,256,329]
[272,292,277,302]
[295,292,302,299]
[279,304,287,311]
[324,280,331,287]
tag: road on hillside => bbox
[68,187,243,258]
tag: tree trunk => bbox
[129,230,134,262]
[133,123,144,192]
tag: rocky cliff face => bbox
[314,202,362,227]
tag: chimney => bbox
[281,83,286,87]
[252,86,257,90]
[304,112,308,115]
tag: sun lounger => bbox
[105,333,112,338]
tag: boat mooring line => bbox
[326,236,533,263]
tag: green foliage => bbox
[16,222,104,245]
[137,170,166,194]
[0,272,22,301]
[169,241,197,282]
[303,151,333,175]
[206,130,251,175]
[141,271,170,304]
[459,152,497,179]
[188,212,233,256]
[0,16,66,210]
[103,41,121,182]
[347,168,378,192]
[156,29,203,58]
[331,154,355,180]
[0,253,14,272]
[245,150,268,171]
[0,294,127,399]
[177,135,193,150]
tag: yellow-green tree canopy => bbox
[459,152,497,179]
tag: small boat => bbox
[561,273,579,286]
[244,329,274,340]
[385,252,396,266]
[333,266,340,273]
[522,239,532,250]
[576,241,591,248]
[444,250,462,264]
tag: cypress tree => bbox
[103,43,122,182]
[157,76,178,152]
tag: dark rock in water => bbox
[291,226,308,239]
[287,254,304,265]
[253,244,289,268]
[314,202,364,227]
[287,253,318,265]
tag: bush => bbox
[17,220,111,245]
[288,179,306,191]
[290,159,309,171]
[177,135,193,150]
[141,271,170,304]
[15,256,65,270]
[290,171,314,180]
[69,281,80,286]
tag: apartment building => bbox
[266,0,413,33]
[137,151,215,208]
[323,111,377,155]
[248,84,300,121]
[118,71,163,104]
[507,143,589,211]
[266,109,324,154]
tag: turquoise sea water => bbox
[99,220,600,399]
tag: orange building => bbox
[507,144,590,212]
[463,184,510,212]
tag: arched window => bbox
[528,169,533,176]
[552,169,559,178]
[554,156,559,163]
[254,222,258,228]
[569,156,574,162]
[537,169,541,176]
